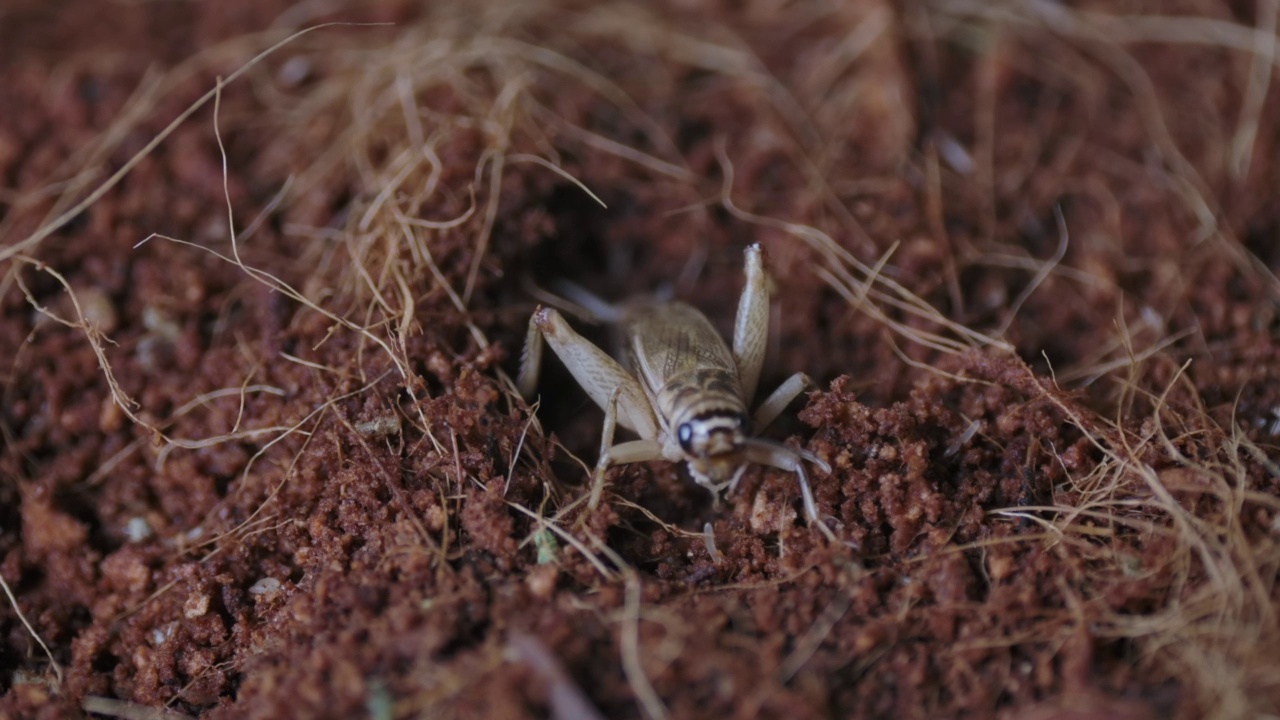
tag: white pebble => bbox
[249,577,282,595]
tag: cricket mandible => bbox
[518,244,835,540]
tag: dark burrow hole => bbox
[510,187,758,525]
[507,177,850,532]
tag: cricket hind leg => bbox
[516,279,620,399]
[518,310,548,400]
[518,307,658,440]
[519,307,668,512]
[732,243,770,402]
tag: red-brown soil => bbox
[2,2,1279,719]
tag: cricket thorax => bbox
[655,365,745,420]
[661,368,750,484]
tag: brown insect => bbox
[519,244,834,540]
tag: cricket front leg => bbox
[589,388,665,510]
[744,438,838,542]
[732,243,769,402]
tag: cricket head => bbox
[678,411,750,485]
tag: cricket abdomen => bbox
[623,302,740,386]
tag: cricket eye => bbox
[677,422,694,452]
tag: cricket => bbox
[518,243,836,541]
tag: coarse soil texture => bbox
[3,1,1280,718]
